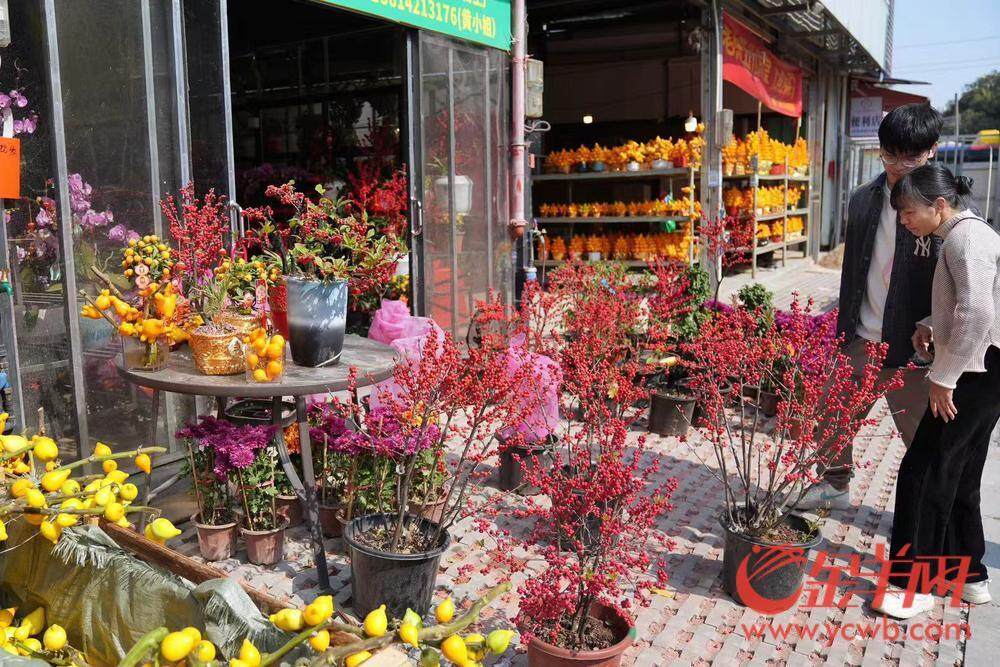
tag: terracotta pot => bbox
[275,494,303,527]
[319,504,345,538]
[526,601,636,666]
[192,514,238,561]
[408,494,448,524]
[241,521,288,566]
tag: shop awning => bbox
[851,81,929,112]
[722,12,803,117]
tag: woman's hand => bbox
[912,324,933,360]
[929,381,957,422]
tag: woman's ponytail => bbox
[956,175,974,197]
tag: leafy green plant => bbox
[236,446,278,532]
[737,282,775,333]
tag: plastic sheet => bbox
[0,522,289,666]
[499,334,561,443]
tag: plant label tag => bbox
[0,137,20,199]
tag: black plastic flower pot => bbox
[648,390,695,437]
[720,512,822,610]
[286,276,348,367]
[343,513,451,619]
[498,435,557,494]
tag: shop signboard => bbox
[849,96,883,138]
[722,13,802,117]
[318,0,511,50]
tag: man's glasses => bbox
[880,150,933,168]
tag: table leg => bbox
[294,395,330,592]
[138,388,160,532]
[270,397,305,498]
[215,396,227,419]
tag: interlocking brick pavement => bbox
[172,262,979,665]
[174,397,972,666]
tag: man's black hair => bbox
[878,103,943,156]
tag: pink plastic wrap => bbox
[499,335,561,444]
[368,299,414,345]
[368,307,445,410]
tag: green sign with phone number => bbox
[320,0,511,50]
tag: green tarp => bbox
[0,522,293,666]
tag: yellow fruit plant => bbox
[120,583,513,667]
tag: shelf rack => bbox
[531,165,700,268]
[723,158,810,277]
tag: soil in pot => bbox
[344,513,451,618]
[275,494,303,528]
[648,390,695,437]
[192,513,238,561]
[526,601,636,667]
[241,521,288,566]
[720,511,822,610]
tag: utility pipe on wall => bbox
[509,0,527,240]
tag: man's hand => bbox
[929,381,957,423]
[912,324,933,360]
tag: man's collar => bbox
[869,171,888,191]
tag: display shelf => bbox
[785,208,809,216]
[534,259,655,268]
[723,173,810,182]
[532,167,694,182]
[753,241,784,255]
[785,235,808,246]
[535,215,692,224]
[755,211,787,222]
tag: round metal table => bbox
[116,334,399,591]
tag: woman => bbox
[873,163,1000,619]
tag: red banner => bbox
[722,13,803,117]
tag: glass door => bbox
[416,33,511,341]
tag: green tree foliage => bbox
[942,71,1000,135]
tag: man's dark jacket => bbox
[835,172,941,368]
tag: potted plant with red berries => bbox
[337,297,538,619]
[512,418,676,666]
[247,183,404,367]
[682,299,900,607]
[486,265,677,666]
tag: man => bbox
[797,103,943,510]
